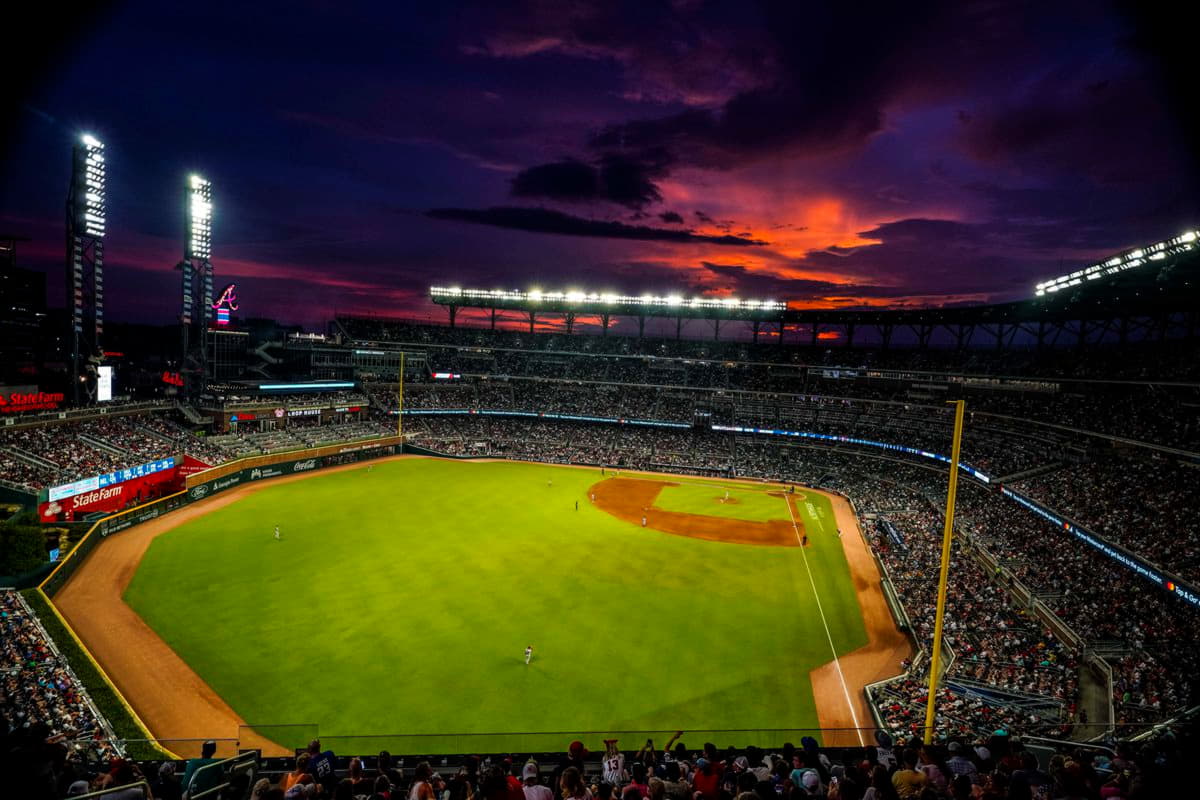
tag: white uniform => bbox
[525,646,533,665]
[602,754,625,785]
[274,526,280,540]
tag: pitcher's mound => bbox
[590,477,800,547]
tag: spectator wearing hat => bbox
[523,761,552,800]
[691,758,721,800]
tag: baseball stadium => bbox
[3,3,1200,799]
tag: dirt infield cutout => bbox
[589,477,801,547]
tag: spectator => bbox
[182,741,220,799]
[555,742,588,793]
[559,767,591,800]
[282,753,312,793]
[691,758,721,800]
[411,762,437,800]
[154,762,183,800]
[523,762,552,800]
[889,751,926,800]
[308,739,338,793]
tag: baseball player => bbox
[525,644,533,665]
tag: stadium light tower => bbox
[65,133,107,405]
[178,174,215,392]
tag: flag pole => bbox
[923,398,965,744]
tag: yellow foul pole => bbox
[923,398,966,744]
[397,351,405,439]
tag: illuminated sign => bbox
[288,407,322,417]
[0,387,66,414]
[97,365,113,402]
[230,412,256,421]
[48,457,176,502]
[432,372,462,380]
[162,371,185,387]
[259,382,354,391]
[212,283,238,326]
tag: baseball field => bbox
[54,456,909,755]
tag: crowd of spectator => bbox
[338,316,1199,448]
[1012,459,1200,583]
[0,590,118,785]
[6,724,1195,800]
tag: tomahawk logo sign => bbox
[212,283,239,326]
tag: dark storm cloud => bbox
[800,218,1044,295]
[511,161,599,202]
[510,149,670,208]
[588,1,951,168]
[957,72,1195,188]
[426,206,769,245]
[659,211,684,224]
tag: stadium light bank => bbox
[429,286,787,315]
[1033,229,1198,297]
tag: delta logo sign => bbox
[212,282,239,326]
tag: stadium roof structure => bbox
[425,230,1200,349]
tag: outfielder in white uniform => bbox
[525,645,533,665]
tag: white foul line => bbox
[784,494,866,746]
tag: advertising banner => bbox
[39,460,184,522]
[178,455,214,478]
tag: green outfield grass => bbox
[123,458,867,752]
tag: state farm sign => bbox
[0,386,65,414]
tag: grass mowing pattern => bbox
[123,459,866,751]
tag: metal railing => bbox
[67,780,150,799]
[187,751,259,800]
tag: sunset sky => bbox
[2,0,1197,330]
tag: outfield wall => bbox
[41,438,402,597]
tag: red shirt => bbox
[693,768,722,800]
